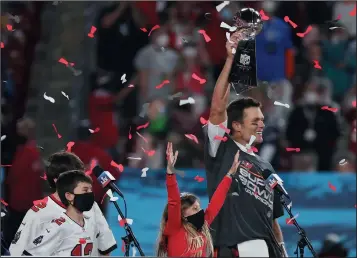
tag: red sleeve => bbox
[163,174,182,235]
[204,176,232,225]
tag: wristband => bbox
[226,173,233,178]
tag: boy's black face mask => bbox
[72,192,95,212]
[186,209,205,231]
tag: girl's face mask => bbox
[185,209,205,231]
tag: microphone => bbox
[93,165,124,198]
[264,172,290,199]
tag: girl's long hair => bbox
[155,193,214,257]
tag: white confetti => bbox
[274,101,290,109]
[179,97,195,106]
[245,135,256,151]
[216,1,230,12]
[43,92,55,103]
[168,92,183,100]
[1,135,6,141]
[110,197,119,202]
[141,167,149,177]
[118,215,133,225]
[226,32,233,43]
[287,213,299,224]
[121,74,127,84]
[232,48,236,54]
[127,157,142,160]
[132,247,137,257]
[329,27,345,30]
[61,91,69,100]
[106,189,114,199]
[1,212,5,218]
[220,22,237,32]
[339,159,347,166]
[128,84,134,88]
[89,129,94,133]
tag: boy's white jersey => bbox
[9,195,117,256]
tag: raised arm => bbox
[205,151,240,225]
[163,142,182,235]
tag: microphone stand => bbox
[112,201,145,256]
[279,196,317,258]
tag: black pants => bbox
[2,208,26,249]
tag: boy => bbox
[10,152,116,256]
[24,171,106,256]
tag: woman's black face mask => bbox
[186,209,205,231]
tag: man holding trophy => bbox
[204,8,288,257]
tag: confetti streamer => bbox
[1,42,4,48]
[283,16,298,28]
[87,26,96,38]
[216,1,230,12]
[185,134,199,144]
[155,79,170,89]
[168,92,183,100]
[328,182,336,192]
[137,122,150,130]
[1,212,5,218]
[139,103,149,118]
[141,167,149,177]
[128,84,134,88]
[313,60,322,69]
[58,58,82,76]
[321,106,338,113]
[88,127,100,133]
[132,247,137,257]
[191,73,206,84]
[274,101,290,108]
[286,147,300,152]
[214,135,228,142]
[40,172,47,180]
[226,32,233,43]
[0,199,8,206]
[339,159,347,166]
[121,74,127,84]
[198,30,211,43]
[220,22,237,32]
[179,97,195,106]
[296,25,312,38]
[1,135,6,141]
[61,91,69,100]
[246,135,256,152]
[66,141,75,152]
[336,14,341,20]
[286,213,299,225]
[128,126,132,140]
[110,160,124,173]
[85,159,97,176]
[352,100,356,107]
[219,123,230,134]
[6,24,13,31]
[127,157,142,160]
[43,92,55,103]
[148,25,160,36]
[136,131,148,143]
[259,10,270,21]
[349,5,356,16]
[52,124,62,139]
[200,117,208,125]
[118,215,133,226]
[140,28,147,32]
[194,176,205,182]
[141,148,156,157]
[0,165,12,167]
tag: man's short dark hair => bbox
[46,152,85,189]
[227,97,261,131]
[56,170,92,207]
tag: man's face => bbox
[233,107,265,144]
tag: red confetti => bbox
[198,29,211,43]
[248,146,259,153]
[200,117,208,125]
[52,124,62,139]
[286,147,300,152]
[321,106,338,113]
[33,197,48,206]
[66,141,75,152]
[336,14,341,20]
[87,26,97,38]
[6,24,13,31]
[85,159,97,176]
[147,150,156,156]
[155,79,170,89]
[194,175,205,182]
[184,134,199,144]
[328,182,336,192]
[0,199,8,206]
[148,24,160,36]
[121,240,125,253]
[79,238,86,244]
[283,16,298,28]
[219,123,230,135]
[285,218,295,225]
[313,60,322,69]
[296,25,312,38]
[89,127,100,133]
[352,100,356,107]
[191,73,206,84]
[259,10,270,21]
[119,219,127,227]
[137,122,150,130]
[128,126,132,140]
[58,58,74,67]
[214,135,228,142]
[110,160,124,173]
[140,28,148,32]
[1,42,4,48]
[349,5,356,16]
[40,172,47,180]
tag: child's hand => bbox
[166,142,178,174]
[227,151,240,176]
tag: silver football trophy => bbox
[229,8,263,94]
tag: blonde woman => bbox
[156,142,240,257]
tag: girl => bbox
[156,142,240,257]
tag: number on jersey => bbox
[30,202,47,212]
[71,243,93,256]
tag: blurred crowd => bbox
[0,1,356,257]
